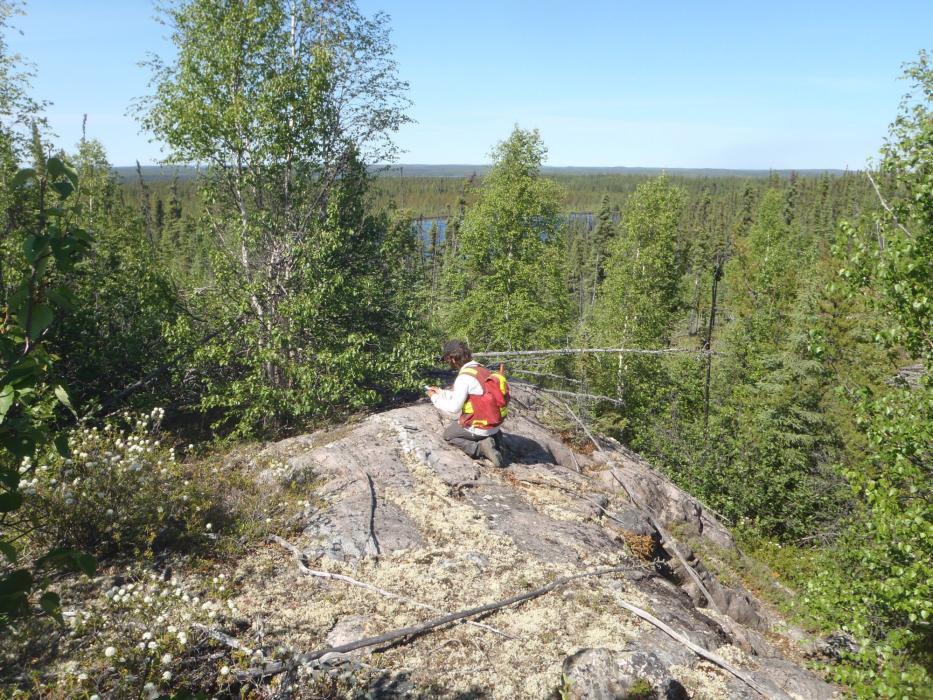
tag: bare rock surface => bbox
[231,392,838,699]
[563,647,690,699]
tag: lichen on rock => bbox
[228,392,839,699]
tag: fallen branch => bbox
[508,368,583,385]
[270,535,516,639]
[537,391,604,452]
[607,471,723,614]
[614,599,783,699]
[475,347,716,358]
[362,471,380,558]
[192,624,245,651]
[242,564,631,679]
[511,380,625,407]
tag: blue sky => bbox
[7,0,932,168]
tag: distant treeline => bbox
[121,167,866,238]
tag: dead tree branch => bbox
[474,347,716,358]
[512,380,625,407]
[241,564,631,679]
[535,391,604,452]
[614,599,783,699]
[866,170,913,239]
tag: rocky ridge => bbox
[234,391,838,699]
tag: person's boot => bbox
[477,437,503,468]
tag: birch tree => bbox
[140,0,422,432]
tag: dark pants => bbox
[443,422,502,459]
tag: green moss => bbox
[624,678,658,699]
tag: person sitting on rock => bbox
[426,339,506,467]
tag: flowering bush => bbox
[2,562,254,698]
[22,409,212,556]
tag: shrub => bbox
[22,409,212,557]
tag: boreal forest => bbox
[0,1,930,699]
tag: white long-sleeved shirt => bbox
[430,361,499,436]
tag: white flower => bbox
[205,523,212,531]
[77,672,88,681]
[167,625,177,634]
[162,670,172,682]
[90,695,100,700]
[161,653,172,665]
[142,631,152,640]
[144,682,159,700]
[104,646,116,657]
[147,641,157,650]
[219,665,230,676]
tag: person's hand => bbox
[426,386,439,397]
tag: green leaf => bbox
[0,385,13,422]
[76,553,97,576]
[0,492,23,513]
[46,157,65,180]
[53,434,71,458]
[0,592,28,616]
[39,591,62,622]
[50,180,74,199]
[0,466,20,490]
[27,304,54,341]
[49,239,74,272]
[47,286,77,311]
[2,356,40,388]
[0,540,16,564]
[1,432,36,459]
[11,168,35,188]
[62,162,78,187]
[54,385,74,413]
[0,569,32,596]
[22,234,47,264]
[37,548,96,576]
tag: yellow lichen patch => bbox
[623,531,657,561]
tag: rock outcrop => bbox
[234,392,838,699]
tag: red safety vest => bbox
[458,365,510,430]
